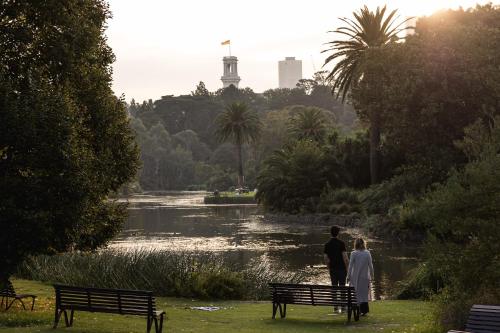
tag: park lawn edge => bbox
[0,279,438,333]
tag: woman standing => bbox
[347,238,374,315]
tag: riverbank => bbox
[1,279,435,333]
[262,212,363,227]
[261,212,425,243]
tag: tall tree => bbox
[215,102,261,187]
[191,81,211,97]
[0,0,139,281]
[288,107,330,142]
[323,5,411,183]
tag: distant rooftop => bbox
[285,57,296,60]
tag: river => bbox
[113,192,419,299]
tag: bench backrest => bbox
[466,305,500,333]
[0,280,16,297]
[54,284,156,316]
[269,283,357,306]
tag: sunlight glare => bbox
[397,0,483,16]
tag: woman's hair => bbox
[354,238,366,250]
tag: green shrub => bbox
[394,263,443,300]
[256,140,328,213]
[317,185,362,214]
[194,271,245,300]
[360,164,435,215]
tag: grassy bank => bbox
[0,279,436,333]
[204,191,257,204]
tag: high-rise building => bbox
[278,57,302,89]
[221,56,241,88]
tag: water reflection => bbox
[112,192,419,298]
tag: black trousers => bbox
[360,302,369,314]
[329,269,347,286]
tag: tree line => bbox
[126,75,355,192]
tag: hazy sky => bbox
[106,0,497,102]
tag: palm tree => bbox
[288,107,328,142]
[322,5,411,184]
[215,102,261,188]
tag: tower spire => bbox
[220,41,240,88]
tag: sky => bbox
[106,0,497,102]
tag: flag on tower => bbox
[221,40,230,46]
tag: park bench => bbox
[269,282,359,322]
[0,280,36,311]
[53,284,166,333]
[448,305,500,333]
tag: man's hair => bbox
[330,225,340,237]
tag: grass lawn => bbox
[0,279,436,333]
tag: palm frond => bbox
[322,5,408,102]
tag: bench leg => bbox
[54,309,63,328]
[17,298,27,310]
[353,305,360,321]
[4,298,12,311]
[283,304,287,318]
[347,305,352,322]
[30,297,36,311]
[156,313,165,333]
[154,315,165,333]
[63,309,71,327]
[68,309,74,327]
[272,302,278,319]
[5,298,20,311]
[278,303,284,318]
[147,316,152,333]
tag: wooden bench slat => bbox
[61,305,150,315]
[272,291,355,295]
[60,293,151,300]
[271,290,354,294]
[472,305,500,311]
[468,322,500,327]
[64,299,144,305]
[467,319,500,326]
[466,325,500,330]
[468,317,500,323]
[274,296,354,302]
[55,285,152,294]
[471,312,500,316]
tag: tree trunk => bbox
[237,142,244,187]
[369,111,381,184]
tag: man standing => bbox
[324,225,349,286]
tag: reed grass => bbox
[16,249,305,300]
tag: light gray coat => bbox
[347,249,374,304]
